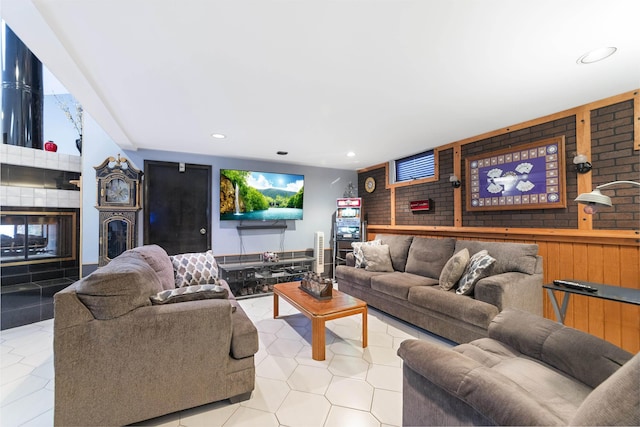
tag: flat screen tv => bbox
[220,169,304,221]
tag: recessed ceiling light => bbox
[211,133,226,139]
[576,47,617,64]
[347,151,356,157]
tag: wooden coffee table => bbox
[273,281,367,361]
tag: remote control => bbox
[553,280,598,293]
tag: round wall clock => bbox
[365,176,376,193]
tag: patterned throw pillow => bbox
[361,244,394,272]
[456,250,495,295]
[351,239,381,268]
[439,248,470,291]
[150,284,229,305]
[170,250,219,287]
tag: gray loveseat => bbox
[398,309,639,426]
[54,245,259,426]
[335,234,542,343]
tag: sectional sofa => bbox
[335,234,542,343]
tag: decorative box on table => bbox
[299,273,333,300]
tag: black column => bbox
[1,22,43,148]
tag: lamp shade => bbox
[574,188,612,207]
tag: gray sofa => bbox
[54,245,259,427]
[335,234,542,343]
[398,309,639,426]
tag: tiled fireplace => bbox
[1,144,81,329]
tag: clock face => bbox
[365,177,376,193]
[106,178,130,203]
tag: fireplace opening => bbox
[1,208,79,329]
[1,211,76,266]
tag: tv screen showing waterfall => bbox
[220,169,304,221]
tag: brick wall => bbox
[357,97,638,231]
[394,148,454,226]
[359,167,390,224]
[590,100,638,230]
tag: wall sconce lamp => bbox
[450,175,461,188]
[573,154,592,174]
[575,180,640,214]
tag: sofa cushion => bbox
[371,272,439,300]
[439,248,470,290]
[408,286,499,328]
[170,250,219,287]
[455,338,593,423]
[150,284,229,305]
[570,353,640,426]
[375,234,414,272]
[456,250,495,295]
[362,244,394,272]
[335,265,387,288]
[405,237,456,279]
[454,240,538,275]
[129,245,175,290]
[76,253,160,320]
[351,239,381,268]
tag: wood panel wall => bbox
[366,225,640,353]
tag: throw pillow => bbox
[361,244,394,272]
[456,250,495,295]
[351,239,381,268]
[170,250,219,287]
[150,284,230,306]
[439,248,470,290]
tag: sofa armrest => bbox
[474,270,542,315]
[398,339,565,426]
[54,282,95,329]
[489,309,633,388]
[230,307,259,359]
[216,279,259,358]
[345,252,356,267]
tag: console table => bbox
[218,255,315,298]
[543,281,640,324]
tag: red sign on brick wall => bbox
[409,199,430,211]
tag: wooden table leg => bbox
[362,306,368,348]
[273,293,279,319]
[311,317,326,361]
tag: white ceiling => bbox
[3,0,639,170]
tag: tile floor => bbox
[1,293,454,427]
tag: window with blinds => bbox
[394,150,435,182]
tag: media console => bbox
[217,251,315,298]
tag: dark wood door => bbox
[144,161,211,255]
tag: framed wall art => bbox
[466,136,566,211]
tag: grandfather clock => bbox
[95,154,142,266]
